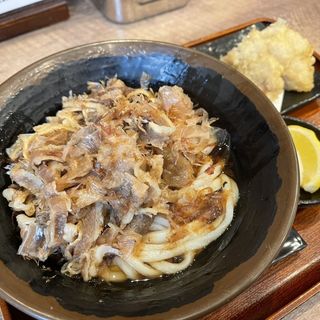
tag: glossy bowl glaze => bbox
[0,41,299,320]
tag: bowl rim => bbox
[0,39,300,320]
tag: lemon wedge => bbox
[288,125,320,193]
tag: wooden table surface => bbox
[1,0,320,85]
[1,1,320,319]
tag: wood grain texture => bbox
[0,0,69,41]
[267,282,320,320]
[190,18,320,320]
[183,17,276,47]
[0,5,320,319]
[0,299,11,320]
[1,0,320,84]
[200,204,320,320]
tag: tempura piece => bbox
[221,19,315,107]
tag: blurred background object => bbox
[92,0,189,23]
[0,0,69,41]
[1,0,320,87]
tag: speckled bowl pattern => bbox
[0,41,299,320]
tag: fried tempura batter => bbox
[221,19,315,105]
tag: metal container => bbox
[92,0,189,24]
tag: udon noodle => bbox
[3,77,239,282]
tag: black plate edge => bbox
[191,21,320,115]
[283,115,320,207]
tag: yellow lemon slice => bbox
[288,125,320,193]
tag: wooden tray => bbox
[185,18,320,115]
[1,17,320,320]
[183,17,320,320]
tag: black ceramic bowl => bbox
[0,41,299,320]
